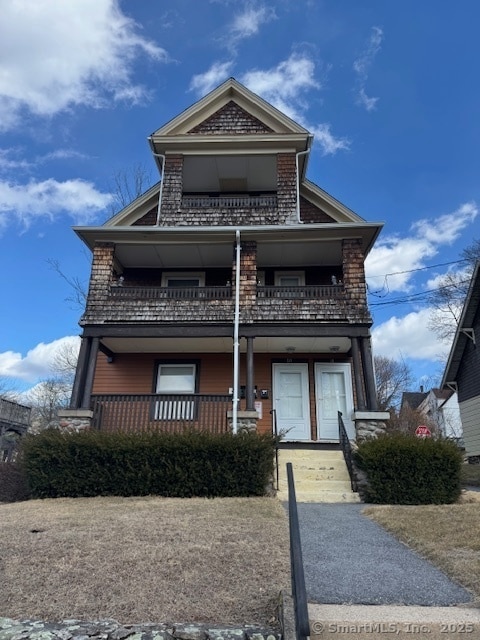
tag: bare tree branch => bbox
[374,355,413,411]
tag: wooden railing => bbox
[110,285,232,300]
[91,393,232,433]
[0,398,31,428]
[110,284,344,301]
[257,284,344,299]
[182,194,277,208]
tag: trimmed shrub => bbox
[354,433,463,504]
[22,428,277,499]
[0,461,31,502]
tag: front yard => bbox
[0,496,290,625]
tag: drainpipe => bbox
[232,229,241,434]
[147,136,165,226]
[295,137,313,223]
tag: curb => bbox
[308,603,480,639]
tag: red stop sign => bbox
[415,425,432,438]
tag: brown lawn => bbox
[0,496,290,626]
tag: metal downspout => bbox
[147,136,166,226]
[232,229,241,434]
[295,139,313,223]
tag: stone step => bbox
[277,489,361,503]
[278,479,353,493]
[276,448,359,503]
[308,604,480,639]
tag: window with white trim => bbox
[161,272,205,287]
[274,271,305,286]
[154,363,198,420]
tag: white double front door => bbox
[273,362,354,441]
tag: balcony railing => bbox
[91,393,232,434]
[182,194,277,208]
[0,398,31,429]
[110,285,232,300]
[257,285,344,299]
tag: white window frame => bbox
[154,363,198,420]
[274,270,305,286]
[161,272,205,287]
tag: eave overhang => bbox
[74,222,383,260]
[441,261,480,388]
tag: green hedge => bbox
[0,461,31,502]
[22,429,277,499]
[354,433,463,504]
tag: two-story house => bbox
[65,78,387,450]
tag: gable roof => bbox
[401,391,427,411]
[151,78,309,138]
[442,261,480,387]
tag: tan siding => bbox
[459,396,480,456]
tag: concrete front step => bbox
[277,489,360,503]
[277,448,359,503]
[308,604,480,640]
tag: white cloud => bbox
[242,53,350,156]
[0,178,113,231]
[372,309,449,361]
[0,336,80,382]
[0,0,167,130]
[189,61,234,96]
[190,53,350,156]
[366,201,478,292]
[227,5,276,49]
[353,26,383,112]
[310,124,350,155]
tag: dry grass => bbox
[0,496,290,625]
[364,502,480,601]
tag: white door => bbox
[273,363,311,441]
[315,363,355,440]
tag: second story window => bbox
[274,271,305,287]
[161,272,205,287]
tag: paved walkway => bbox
[297,503,473,606]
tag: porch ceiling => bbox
[100,336,352,354]
[111,238,341,269]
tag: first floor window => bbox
[154,363,197,420]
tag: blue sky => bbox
[0,0,479,393]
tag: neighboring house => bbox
[400,388,462,441]
[442,261,480,458]
[67,78,387,443]
[417,389,462,441]
[0,397,31,461]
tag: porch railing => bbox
[338,411,357,492]
[0,398,31,429]
[91,393,231,434]
[182,194,277,208]
[110,285,232,300]
[257,284,344,299]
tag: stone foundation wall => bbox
[0,618,279,640]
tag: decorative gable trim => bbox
[104,182,160,228]
[151,78,309,137]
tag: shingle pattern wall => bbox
[277,153,297,224]
[342,238,371,323]
[133,206,157,226]
[188,101,274,135]
[299,196,335,223]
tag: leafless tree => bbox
[107,162,154,218]
[386,405,439,436]
[24,378,71,432]
[0,377,20,401]
[374,355,413,411]
[428,239,480,343]
[51,340,80,384]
